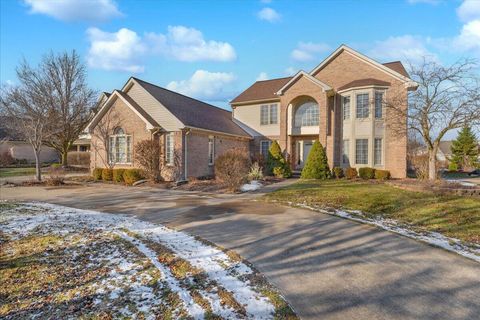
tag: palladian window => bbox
[109,127,132,164]
[294,101,319,127]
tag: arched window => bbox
[109,127,132,164]
[294,101,319,127]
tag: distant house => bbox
[436,141,452,163]
[0,117,59,163]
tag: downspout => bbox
[184,128,191,181]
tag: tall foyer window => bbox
[165,133,174,165]
[108,127,131,164]
[356,93,369,119]
[374,138,383,165]
[342,139,350,165]
[342,96,350,120]
[295,101,319,126]
[375,92,383,118]
[208,137,215,165]
[260,104,278,125]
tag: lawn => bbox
[264,179,480,244]
[0,202,296,320]
[0,167,38,178]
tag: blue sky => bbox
[1,0,479,110]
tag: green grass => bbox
[264,179,480,244]
[0,167,38,178]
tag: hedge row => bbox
[331,167,390,180]
[92,168,144,185]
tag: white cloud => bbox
[291,42,330,62]
[23,0,122,22]
[166,70,236,101]
[454,20,480,52]
[257,7,281,22]
[368,35,437,63]
[87,28,146,73]
[86,26,236,72]
[256,72,269,81]
[457,0,480,23]
[146,26,236,62]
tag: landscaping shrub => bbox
[247,162,264,181]
[266,141,291,178]
[214,148,251,191]
[92,168,103,180]
[50,163,62,169]
[359,167,376,179]
[374,169,391,180]
[113,169,126,183]
[301,141,330,179]
[123,169,144,185]
[102,168,113,181]
[344,167,358,179]
[46,166,65,186]
[448,162,458,172]
[0,151,14,167]
[332,167,344,179]
[135,139,161,182]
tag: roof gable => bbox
[276,71,331,95]
[310,45,416,86]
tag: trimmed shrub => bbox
[301,141,330,179]
[359,167,376,180]
[215,148,251,191]
[102,168,113,181]
[374,169,391,180]
[113,169,126,183]
[332,167,344,179]
[92,168,103,180]
[123,169,144,185]
[266,141,291,178]
[344,167,358,179]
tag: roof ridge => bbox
[132,77,232,114]
[254,76,294,83]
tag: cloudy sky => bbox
[1,0,479,109]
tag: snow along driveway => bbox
[0,202,295,320]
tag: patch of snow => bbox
[288,202,480,263]
[241,180,263,192]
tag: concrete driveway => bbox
[1,183,479,320]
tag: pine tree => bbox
[301,141,331,179]
[266,140,291,178]
[450,126,479,170]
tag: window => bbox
[260,104,278,125]
[375,92,383,118]
[355,139,368,165]
[260,140,272,157]
[208,137,215,165]
[165,133,174,165]
[108,127,131,164]
[342,139,350,165]
[342,96,350,120]
[356,93,369,119]
[374,138,382,165]
[294,101,319,126]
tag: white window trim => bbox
[342,95,351,120]
[294,101,320,127]
[355,138,369,165]
[374,138,383,166]
[342,139,350,165]
[208,136,215,166]
[260,104,278,125]
[374,91,385,119]
[108,132,132,165]
[355,92,370,120]
[165,132,175,166]
[260,140,272,156]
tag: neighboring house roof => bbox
[72,138,91,145]
[0,116,23,141]
[276,71,332,95]
[133,78,250,137]
[382,61,410,78]
[230,76,292,105]
[438,141,453,156]
[338,78,391,91]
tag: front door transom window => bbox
[294,101,319,127]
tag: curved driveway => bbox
[1,183,479,319]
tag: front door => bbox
[297,140,313,169]
[303,142,313,166]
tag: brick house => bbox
[231,45,418,178]
[85,77,251,181]
[87,45,416,180]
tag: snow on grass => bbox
[287,201,480,263]
[0,201,287,319]
[241,180,263,192]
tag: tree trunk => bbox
[428,148,437,180]
[34,149,42,181]
[61,149,68,166]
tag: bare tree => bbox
[388,57,480,180]
[90,107,123,169]
[0,62,54,181]
[42,51,96,166]
[134,138,162,182]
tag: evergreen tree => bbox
[266,140,291,178]
[301,141,331,179]
[450,126,479,170]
